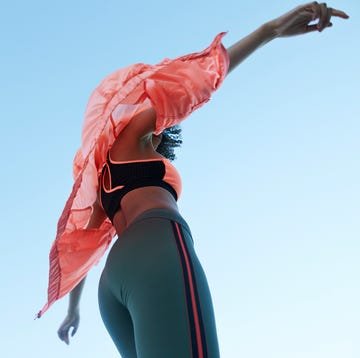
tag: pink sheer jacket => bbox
[38,32,229,317]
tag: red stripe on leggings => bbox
[174,222,204,358]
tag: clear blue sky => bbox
[1,1,359,357]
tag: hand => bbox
[268,2,349,38]
[57,311,80,345]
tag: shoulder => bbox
[109,107,158,159]
[115,107,157,145]
[125,107,157,138]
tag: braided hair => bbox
[156,125,182,161]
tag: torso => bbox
[98,112,180,235]
[112,186,179,234]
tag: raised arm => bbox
[227,2,349,73]
[57,200,107,345]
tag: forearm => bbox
[66,202,104,314]
[226,2,349,74]
[67,277,86,315]
[226,23,276,74]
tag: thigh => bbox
[98,271,137,358]
[127,219,220,358]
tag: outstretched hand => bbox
[269,2,349,38]
[57,311,80,345]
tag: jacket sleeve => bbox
[145,32,229,134]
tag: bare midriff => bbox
[112,186,179,235]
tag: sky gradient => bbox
[1,1,359,357]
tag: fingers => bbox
[304,2,349,32]
[331,8,350,19]
[57,327,70,345]
[71,326,78,337]
[57,313,80,345]
[305,24,319,33]
[310,2,332,31]
[57,321,78,344]
[317,3,329,31]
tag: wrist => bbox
[260,22,278,42]
[68,300,80,316]
[67,306,79,316]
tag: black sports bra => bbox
[100,152,182,222]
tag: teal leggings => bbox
[98,209,220,358]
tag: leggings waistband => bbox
[130,208,191,236]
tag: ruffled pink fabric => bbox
[38,32,229,317]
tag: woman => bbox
[39,3,348,357]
